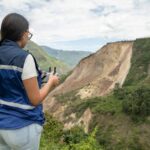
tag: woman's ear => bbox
[22,32,27,40]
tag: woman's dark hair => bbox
[0,13,29,44]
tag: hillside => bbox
[47,41,133,97]
[42,38,150,150]
[25,41,70,74]
[41,46,91,67]
[124,38,150,86]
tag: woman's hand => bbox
[48,75,59,87]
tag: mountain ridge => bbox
[25,41,70,74]
[41,45,91,67]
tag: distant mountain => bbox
[25,41,70,74]
[41,46,91,67]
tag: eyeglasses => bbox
[27,31,33,40]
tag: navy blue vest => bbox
[0,39,45,129]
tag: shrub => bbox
[122,87,150,121]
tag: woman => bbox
[0,13,59,150]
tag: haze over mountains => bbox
[41,46,91,67]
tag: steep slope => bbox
[43,41,134,124]
[25,41,70,74]
[41,46,91,67]
[49,41,133,98]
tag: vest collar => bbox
[1,39,20,48]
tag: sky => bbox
[0,0,150,52]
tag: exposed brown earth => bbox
[43,41,133,131]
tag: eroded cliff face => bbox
[43,41,133,132]
[49,41,133,98]
[78,41,133,98]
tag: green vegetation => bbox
[25,41,70,73]
[124,38,150,86]
[48,87,150,149]
[40,113,103,150]
[88,87,150,149]
[122,86,150,121]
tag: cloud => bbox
[0,0,150,51]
